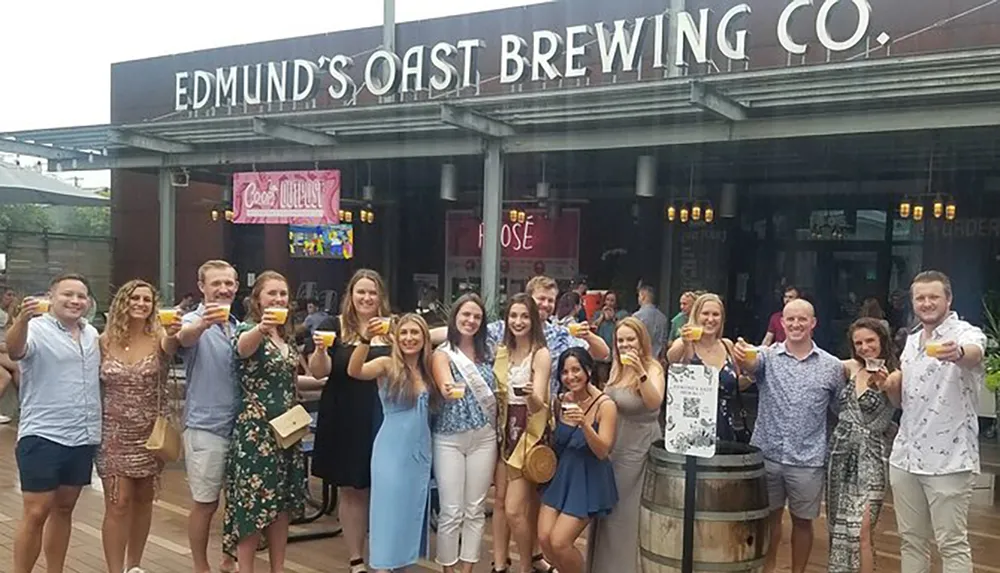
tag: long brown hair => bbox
[105,279,161,350]
[848,317,899,372]
[502,293,546,352]
[247,270,293,342]
[340,269,391,343]
[385,313,439,407]
[446,293,489,363]
[607,316,659,389]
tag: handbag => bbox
[723,340,754,444]
[268,404,312,449]
[145,362,183,463]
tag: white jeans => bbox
[889,465,975,573]
[432,425,498,566]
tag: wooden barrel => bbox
[639,440,770,573]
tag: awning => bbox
[0,162,108,206]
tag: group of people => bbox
[2,262,987,573]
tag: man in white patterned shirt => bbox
[888,270,985,573]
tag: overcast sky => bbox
[0,0,549,188]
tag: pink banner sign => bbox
[232,170,341,224]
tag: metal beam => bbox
[251,118,338,146]
[441,104,516,138]
[108,129,195,154]
[0,137,97,161]
[158,169,176,305]
[48,137,484,171]
[481,139,504,311]
[504,102,1000,154]
[689,81,747,121]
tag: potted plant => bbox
[981,292,1000,440]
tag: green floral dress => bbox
[222,321,306,556]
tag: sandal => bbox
[349,557,367,573]
[531,554,557,573]
[492,557,512,572]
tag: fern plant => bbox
[981,292,1000,392]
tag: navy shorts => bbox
[15,435,96,493]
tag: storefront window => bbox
[773,208,887,242]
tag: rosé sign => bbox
[232,170,340,225]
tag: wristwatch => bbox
[639,373,648,383]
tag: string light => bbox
[691,204,702,221]
[898,197,911,219]
[666,205,676,221]
[932,196,944,219]
[679,207,689,223]
[945,199,957,221]
[704,207,714,223]
[912,204,924,222]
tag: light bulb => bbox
[704,207,715,223]
[912,204,924,222]
[680,207,689,223]
[517,211,526,224]
[666,205,676,221]
[933,199,944,219]
[211,210,219,221]
[509,209,518,222]
[345,211,353,223]
[224,209,234,222]
[367,210,375,223]
[899,200,910,219]
[945,201,956,221]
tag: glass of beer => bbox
[33,296,51,314]
[561,401,581,415]
[266,307,289,324]
[864,357,885,372]
[377,317,392,335]
[315,330,337,348]
[620,354,634,367]
[158,308,179,325]
[925,341,943,358]
[684,326,704,342]
[512,382,528,397]
[743,345,759,361]
[212,303,232,322]
[568,323,585,337]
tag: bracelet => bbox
[958,345,966,360]
[640,373,648,383]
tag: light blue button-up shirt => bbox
[18,314,102,446]
[179,304,238,438]
[751,342,844,468]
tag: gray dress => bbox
[586,386,661,573]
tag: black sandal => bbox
[349,557,367,573]
[492,557,512,572]
[532,553,557,573]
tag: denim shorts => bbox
[16,435,96,492]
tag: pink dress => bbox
[96,351,169,499]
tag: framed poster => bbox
[664,364,720,458]
[289,224,353,259]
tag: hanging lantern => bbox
[666,205,676,222]
[211,209,220,221]
[509,209,518,222]
[367,210,375,224]
[517,211,526,224]
[679,207,690,223]
[345,211,353,223]
[899,197,911,218]
[691,204,702,221]
[933,196,944,219]
[945,199,957,221]
[912,204,924,222]
[224,209,234,222]
[704,207,715,223]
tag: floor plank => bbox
[0,424,998,572]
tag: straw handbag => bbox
[145,365,182,463]
[268,404,311,449]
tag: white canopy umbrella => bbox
[0,162,108,206]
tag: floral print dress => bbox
[222,322,307,556]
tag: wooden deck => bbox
[0,425,998,573]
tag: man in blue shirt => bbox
[735,298,844,573]
[176,260,239,573]
[7,273,100,573]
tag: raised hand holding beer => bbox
[202,302,230,326]
[19,296,49,321]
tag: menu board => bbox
[664,364,720,459]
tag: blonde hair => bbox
[607,316,660,390]
[385,313,438,407]
[525,275,557,296]
[246,271,293,343]
[198,260,236,283]
[105,279,161,351]
[687,293,726,335]
[339,269,392,343]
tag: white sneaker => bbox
[125,567,146,573]
[0,415,11,424]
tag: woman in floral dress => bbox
[826,317,898,573]
[223,270,306,572]
[97,279,181,573]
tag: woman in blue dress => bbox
[538,347,619,573]
[347,313,440,572]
